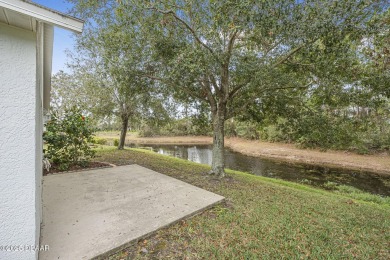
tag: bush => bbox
[190,114,212,136]
[92,137,108,145]
[236,121,260,140]
[113,139,119,147]
[225,120,260,140]
[43,107,96,171]
[260,124,284,142]
[138,125,156,137]
[169,119,192,136]
[259,112,360,150]
[322,181,339,190]
[139,114,213,137]
[225,119,237,137]
[356,124,390,152]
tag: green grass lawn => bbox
[95,147,390,259]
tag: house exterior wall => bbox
[0,22,41,260]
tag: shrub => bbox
[225,119,237,137]
[138,125,156,137]
[43,107,96,170]
[190,114,212,136]
[261,124,284,142]
[92,137,108,145]
[225,120,261,140]
[322,181,339,190]
[170,119,192,136]
[236,121,260,140]
[113,139,120,147]
[355,124,390,152]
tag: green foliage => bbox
[260,124,285,142]
[322,181,339,191]
[43,107,96,170]
[254,100,390,152]
[294,113,357,150]
[113,139,120,147]
[225,120,261,140]
[165,119,193,136]
[357,124,390,152]
[139,114,213,137]
[335,184,390,205]
[138,125,156,137]
[190,113,212,136]
[225,119,238,137]
[92,137,108,145]
[69,0,390,158]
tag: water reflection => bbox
[155,145,213,164]
[126,143,390,196]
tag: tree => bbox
[69,9,155,149]
[51,71,82,113]
[72,0,388,176]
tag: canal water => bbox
[126,143,390,196]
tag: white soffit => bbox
[0,0,83,33]
[0,1,84,111]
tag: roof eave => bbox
[0,0,83,33]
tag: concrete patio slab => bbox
[39,165,224,260]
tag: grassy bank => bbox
[95,147,389,259]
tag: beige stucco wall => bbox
[0,22,42,260]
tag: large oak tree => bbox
[72,0,388,176]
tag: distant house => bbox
[0,1,83,259]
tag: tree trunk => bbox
[118,115,129,150]
[210,105,226,177]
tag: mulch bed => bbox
[44,161,113,175]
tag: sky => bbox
[32,0,79,74]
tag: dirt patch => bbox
[44,161,113,175]
[97,133,390,176]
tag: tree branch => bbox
[228,83,247,99]
[272,39,318,68]
[227,81,313,118]
[139,73,208,102]
[227,30,238,57]
[208,73,221,96]
[221,30,239,102]
[200,78,217,113]
[147,7,216,59]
